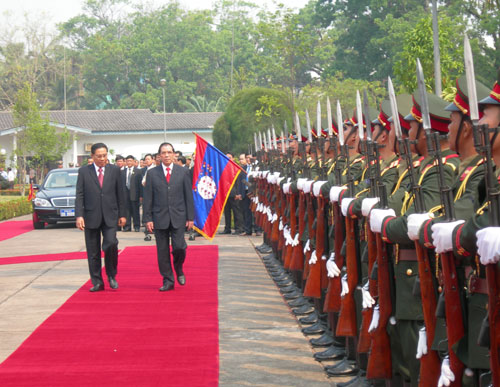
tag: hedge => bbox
[0,198,33,221]
[0,189,22,196]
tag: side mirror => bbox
[33,184,40,191]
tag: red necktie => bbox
[166,167,171,183]
[98,167,103,188]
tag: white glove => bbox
[284,226,292,245]
[370,208,396,233]
[416,327,428,359]
[389,316,397,325]
[330,186,347,203]
[326,253,341,278]
[341,274,349,296]
[283,183,291,194]
[309,250,318,265]
[431,220,465,254]
[277,176,286,185]
[368,305,380,332]
[477,227,500,265]
[438,356,455,387]
[407,213,432,241]
[312,180,327,197]
[292,233,299,247]
[341,197,355,217]
[279,219,283,231]
[303,239,311,253]
[271,213,278,223]
[361,197,380,217]
[273,172,280,184]
[321,255,327,260]
[303,180,314,194]
[297,178,307,191]
[266,173,274,184]
[361,281,376,309]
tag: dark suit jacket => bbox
[75,164,126,229]
[143,164,194,229]
[121,167,141,201]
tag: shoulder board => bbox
[351,156,364,165]
[413,156,425,168]
[459,157,484,182]
[381,158,401,175]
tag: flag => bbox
[192,134,242,240]
[27,183,34,201]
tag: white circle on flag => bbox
[197,176,217,199]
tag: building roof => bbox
[0,109,222,133]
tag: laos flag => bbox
[192,134,242,240]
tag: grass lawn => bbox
[0,196,25,202]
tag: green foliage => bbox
[13,84,72,187]
[179,96,226,112]
[213,87,291,155]
[393,15,464,93]
[0,197,33,221]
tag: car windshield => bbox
[44,172,78,189]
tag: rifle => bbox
[366,88,393,379]
[465,36,500,385]
[357,92,379,355]
[336,103,359,337]
[416,64,463,386]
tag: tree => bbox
[179,96,225,112]
[13,84,72,192]
[213,87,291,154]
[393,14,464,93]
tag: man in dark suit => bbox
[75,143,126,292]
[121,155,142,232]
[143,142,194,291]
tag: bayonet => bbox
[306,109,312,142]
[327,97,333,137]
[356,90,364,141]
[388,77,403,140]
[416,58,432,132]
[464,35,479,123]
[317,100,322,137]
[295,112,302,142]
[284,120,289,149]
[281,130,285,154]
[337,100,344,146]
[272,126,278,150]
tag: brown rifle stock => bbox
[277,191,287,253]
[270,185,280,243]
[324,202,344,312]
[486,264,500,386]
[284,192,297,269]
[413,243,441,386]
[302,193,315,281]
[336,216,358,337]
[358,223,377,354]
[366,233,392,379]
[290,192,306,271]
[440,251,465,386]
[304,196,325,299]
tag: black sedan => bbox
[32,168,78,229]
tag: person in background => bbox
[121,155,141,232]
[57,161,63,169]
[177,155,187,167]
[115,155,125,170]
[219,152,243,235]
[7,167,15,188]
[87,158,93,165]
[186,157,192,169]
[154,153,161,166]
[238,153,252,236]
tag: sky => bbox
[1,0,310,33]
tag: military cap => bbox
[479,68,500,106]
[408,89,451,133]
[445,75,490,118]
[350,106,379,129]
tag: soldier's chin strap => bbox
[344,125,358,146]
[455,113,467,155]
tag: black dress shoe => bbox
[144,234,152,241]
[288,297,310,308]
[134,228,140,232]
[218,230,231,235]
[90,284,104,292]
[310,332,335,347]
[177,275,186,286]
[292,304,315,315]
[255,232,262,236]
[280,285,298,293]
[337,373,370,387]
[325,359,358,377]
[302,320,326,335]
[299,311,319,324]
[260,247,273,254]
[159,284,175,291]
[283,290,302,300]
[314,345,346,361]
[109,277,118,289]
[123,228,131,232]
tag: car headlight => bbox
[33,198,52,207]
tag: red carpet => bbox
[0,245,219,386]
[0,220,33,241]
[0,251,87,265]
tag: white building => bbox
[0,109,222,167]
